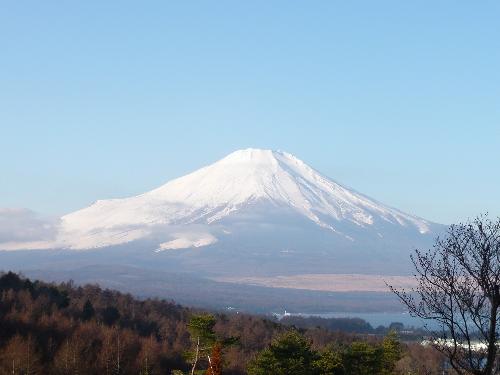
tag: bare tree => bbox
[390,214,500,375]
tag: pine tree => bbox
[381,331,402,375]
[343,341,383,375]
[247,330,319,375]
[314,346,345,375]
[187,314,216,375]
[81,299,95,321]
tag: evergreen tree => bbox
[187,314,217,375]
[247,330,319,375]
[381,331,403,375]
[82,299,95,321]
[343,341,383,375]
[314,346,345,375]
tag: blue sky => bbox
[1,1,499,224]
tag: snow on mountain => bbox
[56,148,435,250]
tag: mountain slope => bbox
[0,148,444,276]
[58,148,435,250]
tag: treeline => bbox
[281,316,374,333]
[0,272,445,374]
[280,316,428,339]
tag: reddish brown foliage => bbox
[206,342,222,375]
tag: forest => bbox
[0,271,446,374]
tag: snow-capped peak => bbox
[56,148,432,249]
[146,148,427,230]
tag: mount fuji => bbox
[2,148,444,277]
[56,148,435,250]
[0,148,446,311]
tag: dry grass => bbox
[214,273,416,292]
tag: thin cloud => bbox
[0,208,60,243]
